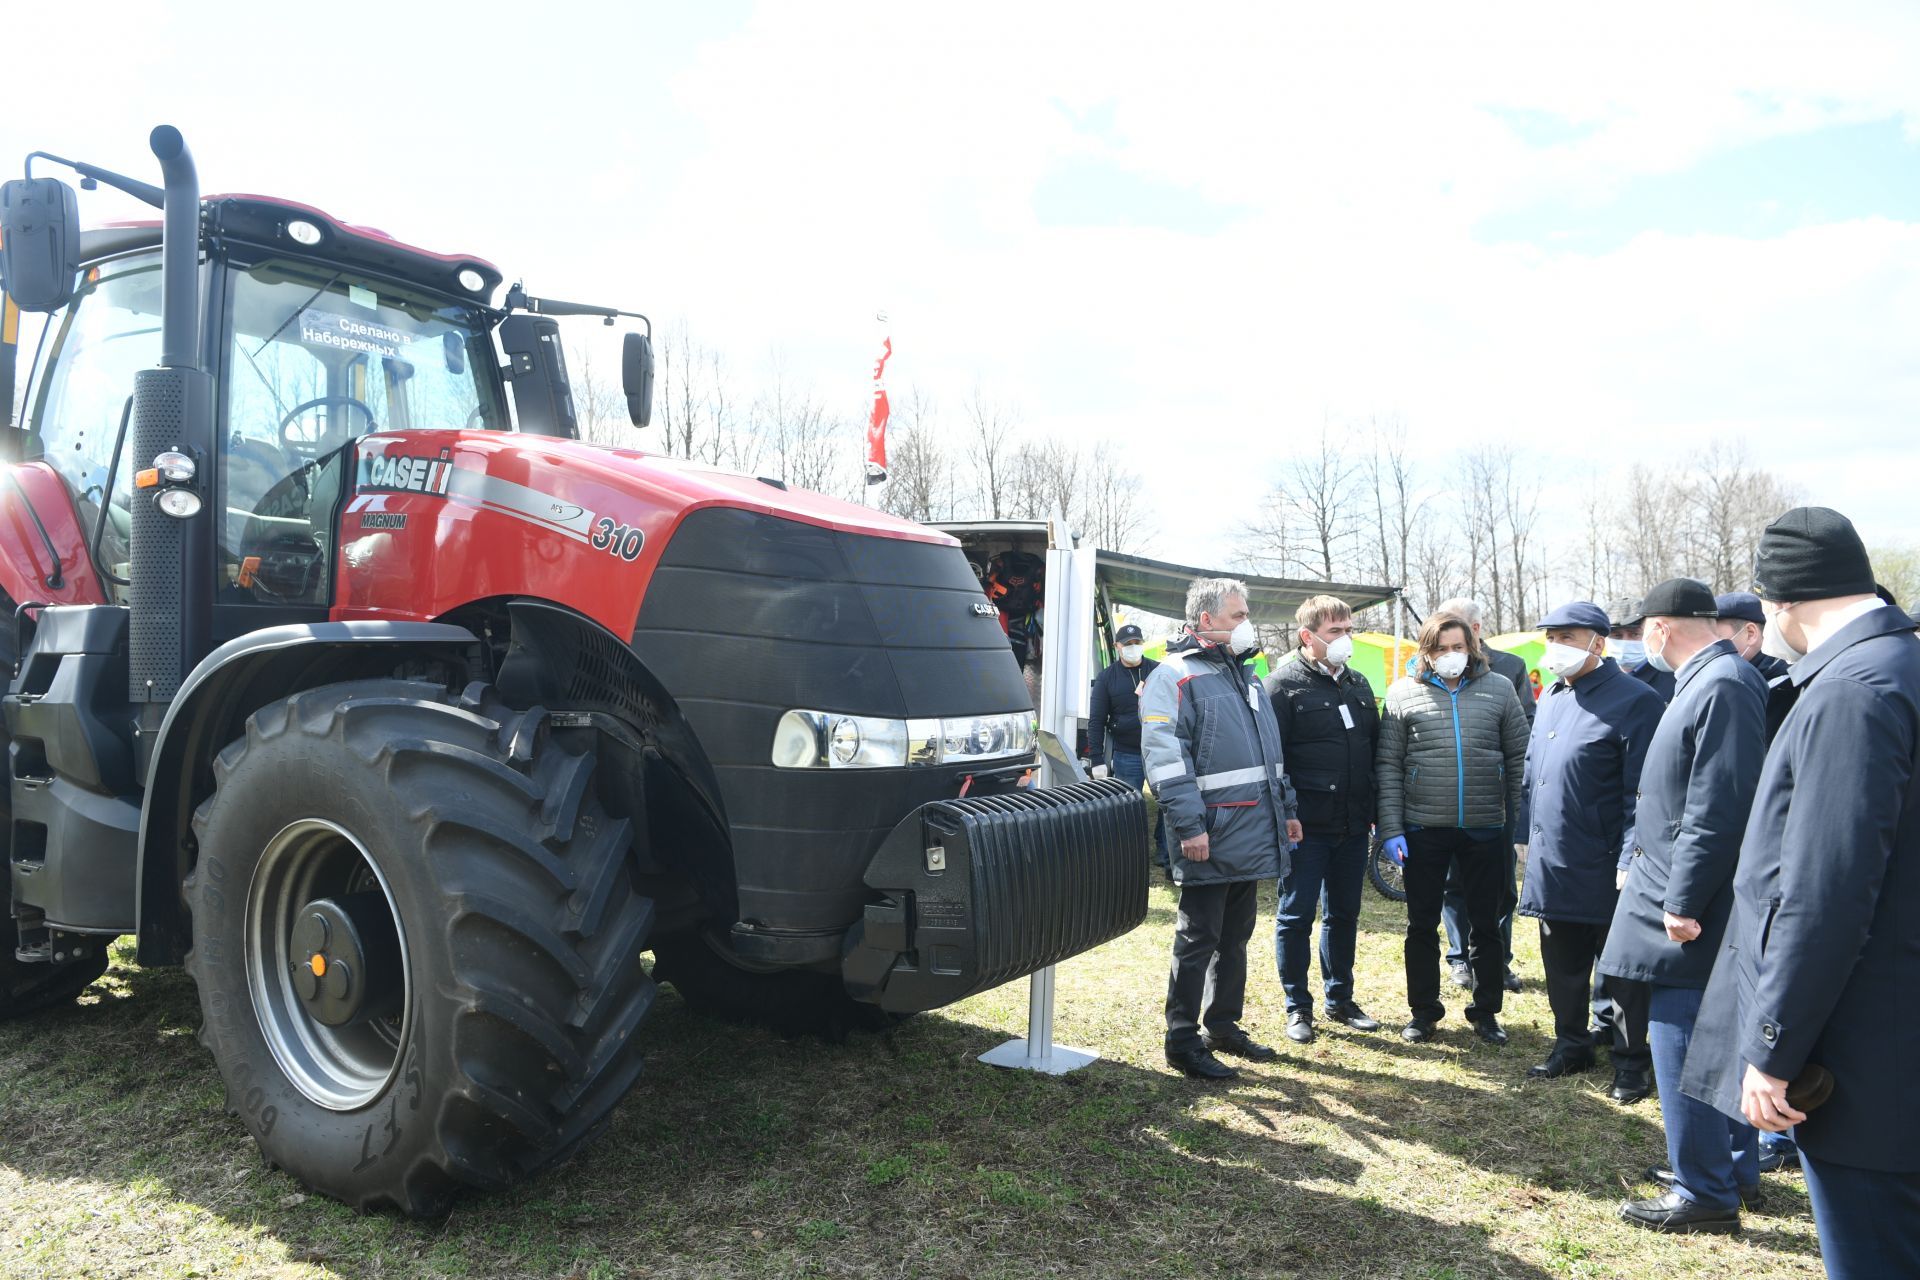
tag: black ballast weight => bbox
[843,778,1149,1013]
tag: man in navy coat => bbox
[1681,508,1920,1277]
[1599,579,1768,1233]
[1517,601,1666,1101]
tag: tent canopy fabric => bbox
[936,521,1399,622]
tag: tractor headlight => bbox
[771,710,1033,769]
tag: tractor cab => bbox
[9,190,638,638]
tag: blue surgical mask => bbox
[1608,638,1646,669]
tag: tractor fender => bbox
[133,620,481,965]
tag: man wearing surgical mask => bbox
[1607,599,1677,705]
[1142,578,1303,1079]
[1265,596,1382,1043]
[1518,602,1665,1102]
[1087,623,1165,873]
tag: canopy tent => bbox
[935,521,1399,628]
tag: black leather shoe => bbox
[1469,1016,1509,1046]
[1758,1145,1800,1174]
[1527,1050,1596,1079]
[1502,968,1523,993]
[1326,1001,1379,1032]
[1449,961,1473,989]
[1611,1066,1653,1104]
[1202,1030,1279,1062]
[1283,1011,1315,1044]
[1619,1191,1740,1234]
[1401,1019,1437,1043]
[1645,1167,1761,1210]
[1166,1046,1238,1080]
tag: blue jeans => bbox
[1801,1153,1920,1279]
[1760,1130,1797,1157]
[1647,983,1758,1210]
[1109,749,1167,870]
[1275,830,1368,1014]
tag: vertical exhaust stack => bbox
[127,125,214,767]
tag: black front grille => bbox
[843,778,1149,1013]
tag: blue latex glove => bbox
[1382,835,1408,866]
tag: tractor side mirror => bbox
[0,178,82,313]
[622,331,654,428]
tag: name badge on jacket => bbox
[1339,704,1355,730]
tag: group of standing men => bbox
[1096,507,1919,1277]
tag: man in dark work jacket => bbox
[1264,594,1381,1043]
[1600,579,1768,1234]
[1682,508,1920,1278]
[1087,623,1163,867]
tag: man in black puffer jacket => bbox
[1264,595,1381,1044]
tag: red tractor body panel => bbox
[333,431,953,633]
[0,462,109,608]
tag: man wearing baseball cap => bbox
[1517,600,1665,1100]
[1087,622,1165,872]
[1601,579,1769,1233]
[1681,508,1920,1274]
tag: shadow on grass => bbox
[0,946,1825,1280]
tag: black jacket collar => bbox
[1674,638,1738,695]
[1790,604,1915,687]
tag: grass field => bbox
[1,880,1825,1280]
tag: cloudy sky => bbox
[7,1,1917,571]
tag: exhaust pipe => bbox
[148,126,200,372]
[127,125,213,760]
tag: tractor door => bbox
[214,258,504,640]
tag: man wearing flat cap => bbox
[1608,596,1678,705]
[1601,579,1769,1234]
[1517,600,1664,1100]
[1682,507,1920,1276]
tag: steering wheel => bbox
[278,396,375,460]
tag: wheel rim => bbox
[245,819,411,1111]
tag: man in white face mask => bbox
[1517,601,1665,1104]
[1264,596,1382,1043]
[1608,599,1677,705]
[1087,623,1165,873]
[1141,578,1302,1079]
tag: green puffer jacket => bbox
[1375,664,1530,838]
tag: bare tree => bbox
[877,384,952,523]
[1364,416,1423,634]
[963,383,1018,520]
[1686,439,1799,591]
[1245,421,1360,580]
[568,342,629,448]
[1081,442,1148,554]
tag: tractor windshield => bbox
[218,261,505,603]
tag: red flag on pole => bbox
[865,332,891,485]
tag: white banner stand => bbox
[981,515,1101,1075]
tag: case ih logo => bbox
[359,447,454,495]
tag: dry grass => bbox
[1,882,1824,1279]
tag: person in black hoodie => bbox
[1088,623,1164,870]
[1264,595,1382,1043]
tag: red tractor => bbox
[0,128,1146,1215]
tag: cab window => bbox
[220,262,502,605]
[26,252,164,592]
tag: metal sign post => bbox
[980,515,1101,1075]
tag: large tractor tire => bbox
[0,596,111,1019]
[183,680,655,1216]
[651,928,901,1041]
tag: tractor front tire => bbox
[183,680,655,1216]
